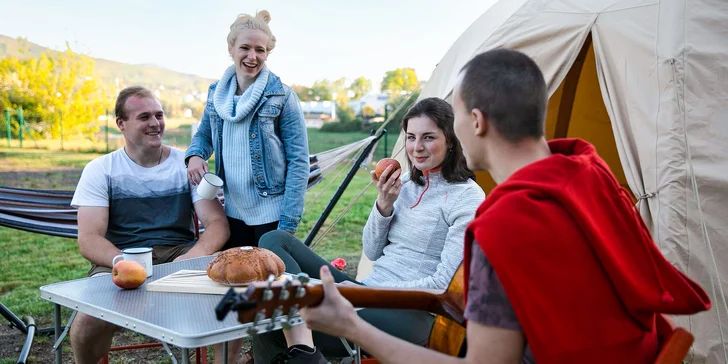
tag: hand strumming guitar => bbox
[299,266,361,338]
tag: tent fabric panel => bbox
[419,0,531,101]
[672,0,728,362]
[591,4,661,221]
[477,10,595,96]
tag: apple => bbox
[375,158,401,180]
[112,260,147,289]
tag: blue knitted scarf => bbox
[213,64,269,123]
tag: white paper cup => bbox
[113,247,153,277]
[197,172,223,200]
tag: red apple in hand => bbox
[112,260,147,289]
[375,158,401,180]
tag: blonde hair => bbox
[227,10,276,53]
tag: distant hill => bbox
[0,35,214,93]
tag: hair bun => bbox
[256,10,271,24]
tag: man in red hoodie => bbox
[298,48,710,363]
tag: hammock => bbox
[0,136,377,239]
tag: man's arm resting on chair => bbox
[77,206,121,268]
[174,198,230,261]
[300,266,525,364]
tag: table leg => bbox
[223,341,228,364]
[181,348,191,364]
[54,304,61,364]
[161,342,179,364]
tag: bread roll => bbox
[206,246,286,285]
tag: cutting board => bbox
[147,270,284,295]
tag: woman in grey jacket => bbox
[185,10,309,249]
[254,98,486,363]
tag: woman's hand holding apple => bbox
[372,159,402,217]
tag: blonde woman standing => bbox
[186,11,309,249]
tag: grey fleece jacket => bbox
[360,170,485,289]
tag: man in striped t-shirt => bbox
[69,86,231,364]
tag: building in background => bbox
[300,100,336,128]
[348,92,389,117]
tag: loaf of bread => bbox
[206,246,286,285]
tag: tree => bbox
[182,101,205,120]
[291,85,312,101]
[324,77,359,124]
[159,95,184,118]
[361,105,376,119]
[337,105,356,123]
[0,43,106,139]
[386,90,421,129]
[309,80,333,101]
[331,77,347,101]
[349,77,371,100]
[381,68,419,94]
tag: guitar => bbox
[215,264,467,357]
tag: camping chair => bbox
[1,302,38,364]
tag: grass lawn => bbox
[0,127,381,330]
[0,147,104,171]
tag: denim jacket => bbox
[185,72,309,232]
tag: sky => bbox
[0,0,496,89]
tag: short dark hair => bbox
[400,97,475,186]
[458,48,547,142]
[115,86,155,121]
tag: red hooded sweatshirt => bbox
[464,139,710,363]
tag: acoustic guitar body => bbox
[428,264,467,356]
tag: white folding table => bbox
[40,256,311,364]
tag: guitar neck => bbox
[303,285,461,322]
[233,266,467,327]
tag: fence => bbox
[2,107,117,152]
